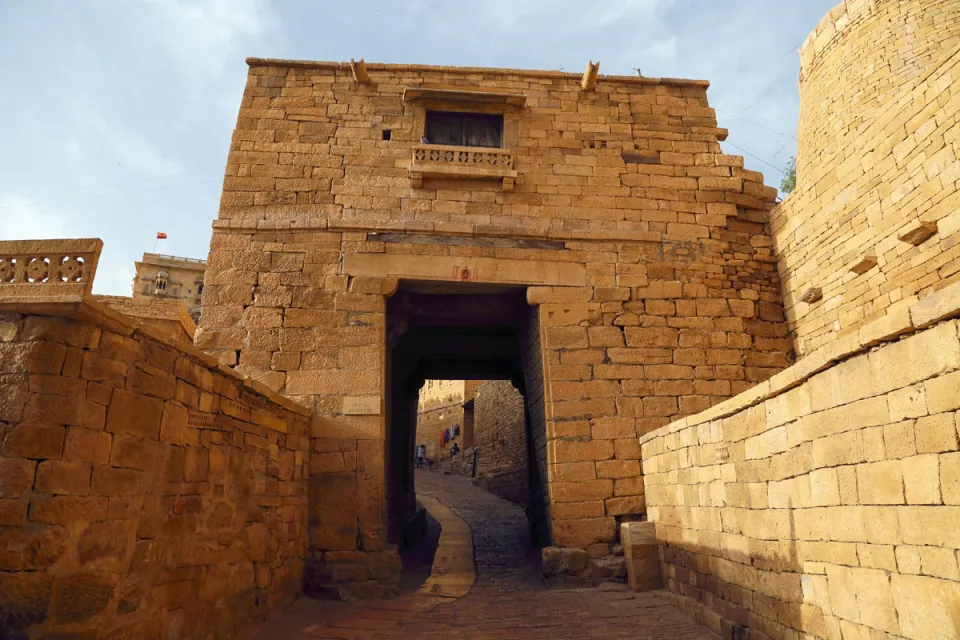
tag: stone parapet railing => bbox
[410,144,517,190]
[0,238,103,302]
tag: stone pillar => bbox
[621,522,662,591]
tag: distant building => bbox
[132,253,207,323]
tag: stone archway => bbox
[382,281,550,551]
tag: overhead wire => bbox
[723,44,803,114]
[0,171,218,204]
[722,141,788,176]
[715,109,797,140]
[0,179,220,213]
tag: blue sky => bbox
[0,0,838,295]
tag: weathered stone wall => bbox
[640,283,960,639]
[0,305,310,639]
[474,380,525,475]
[200,58,791,578]
[772,0,960,356]
[472,380,528,504]
[416,402,466,462]
[93,295,196,347]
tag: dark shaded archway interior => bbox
[385,281,550,553]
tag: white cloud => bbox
[72,109,182,178]
[144,0,280,77]
[0,196,67,241]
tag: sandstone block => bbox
[901,454,941,504]
[896,545,922,574]
[919,546,959,581]
[883,421,917,459]
[551,479,614,503]
[0,458,36,498]
[550,439,614,463]
[34,460,91,496]
[78,520,129,566]
[0,571,53,633]
[551,501,606,519]
[49,571,116,625]
[1,424,65,460]
[605,495,646,515]
[91,466,142,497]
[891,573,960,639]
[105,389,164,440]
[109,434,161,471]
[30,496,107,525]
[551,461,597,482]
[870,322,960,394]
[941,452,960,504]
[888,384,928,421]
[624,327,679,348]
[856,461,904,505]
[915,413,959,453]
[924,370,960,414]
[596,459,640,479]
[551,517,616,548]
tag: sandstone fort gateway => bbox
[1,0,960,638]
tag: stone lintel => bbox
[342,253,586,287]
[402,88,526,107]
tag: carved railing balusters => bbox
[0,239,103,302]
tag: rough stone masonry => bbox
[198,53,792,594]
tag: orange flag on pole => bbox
[156,232,167,239]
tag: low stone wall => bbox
[93,295,197,347]
[640,283,960,639]
[0,302,310,639]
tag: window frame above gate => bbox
[405,87,523,191]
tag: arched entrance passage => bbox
[384,281,550,551]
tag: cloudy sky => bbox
[0,0,837,295]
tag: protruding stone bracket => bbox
[0,238,103,303]
[898,221,938,246]
[849,253,878,275]
[380,277,400,298]
[800,287,823,304]
[581,60,600,92]
[350,58,370,83]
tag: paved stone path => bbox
[248,471,717,640]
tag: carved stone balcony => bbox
[410,144,517,191]
[0,238,103,303]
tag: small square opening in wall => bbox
[382,129,392,141]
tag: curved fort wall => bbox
[771,0,960,355]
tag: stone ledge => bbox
[211,218,664,245]
[639,279,960,446]
[92,295,197,340]
[244,57,712,89]
[0,297,312,420]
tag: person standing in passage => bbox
[416,444,426,470]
